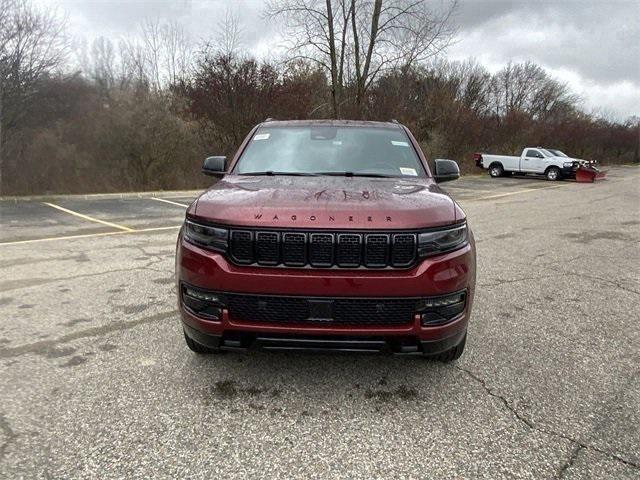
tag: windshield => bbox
[233,125,427,178]
[545,149,568,157]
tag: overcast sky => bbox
[44,0,640,120]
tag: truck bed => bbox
[478,153,520,171]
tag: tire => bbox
[545,166,561,181]
[184,329,219,354]
[430,335,466,363]
[489,163,504,178]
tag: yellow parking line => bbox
[446,188,494,195]
[43,202,134,231]
[476,184,566,201]
[150,197,189,208]
[0,226,181,246]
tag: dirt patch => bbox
[43,346,77,359]
[365,385,419,403]
[561,231,633,244]
[59,318,92,328]
[60,355,88,368]
[210,380,281,402]
[98,343,118,352]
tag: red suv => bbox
[176,120,475,361]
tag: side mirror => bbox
[433,159,460,183]
[202,156,226,177]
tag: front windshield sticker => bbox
[400,167,417,176]
[253,133,270,141]
[391,140,409,147]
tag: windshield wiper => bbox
[315,171,395,178]
[238,171,317,176]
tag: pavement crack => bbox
[563,270,640,296]
[455,365,640,472]
[0,413,19,462]
[0,310,175,359]
[556,445,584,479]
[478,273,561,289]
[455,365,535,429]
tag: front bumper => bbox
[176,233,475,353]
[561,166,578,178]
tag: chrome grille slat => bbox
[228,229,417,269]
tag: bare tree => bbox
[162,20,191,86]
[216,7,245,57]
[489,61,579,120]
[87,37,117,90]
[265,0,457,117]
[0,0,67,192]
[118,18,192,91]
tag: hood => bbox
[190,175,459,229]
[551,155,584,163]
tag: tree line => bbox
[1,0,638,195]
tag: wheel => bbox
[184,329,219,354]
[430,335,466,363]
[489,164,504,178]
[545,166,561,181]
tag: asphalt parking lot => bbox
[1,166,639,479]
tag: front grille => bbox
[225,293,416,326]
[309,233,334,266]
[256,232,279,265]
[230,231,253,264]
[392,234,417,266]
[229,229,417,269]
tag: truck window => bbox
[525,149,542,158]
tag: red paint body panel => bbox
[177,231,476,343]
[192,176,456,229]
[177,120,476,352]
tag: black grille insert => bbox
[391,234,416,267]
[226,293,416,326]
[337,234,362,267]
[364,234,389,267]
[229,229,418,269]
[309,233,334,267]
[282,233,306,266]
[230,231,253,264]
[256,232,279,265]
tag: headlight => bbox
[563,162,574,168]
[183,220,228,252]
[418,222,468,257]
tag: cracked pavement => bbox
[0,167,638,478]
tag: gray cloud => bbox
[450,0,640,86]
[46,0,639,119]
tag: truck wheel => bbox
[545,167,561,181]
[184,330,219,354]
[429,335,466,363]
[489,164,504,178]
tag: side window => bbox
[525,149,541,158]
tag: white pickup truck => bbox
[474,147,582,181]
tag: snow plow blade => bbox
[576,165,607,183]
